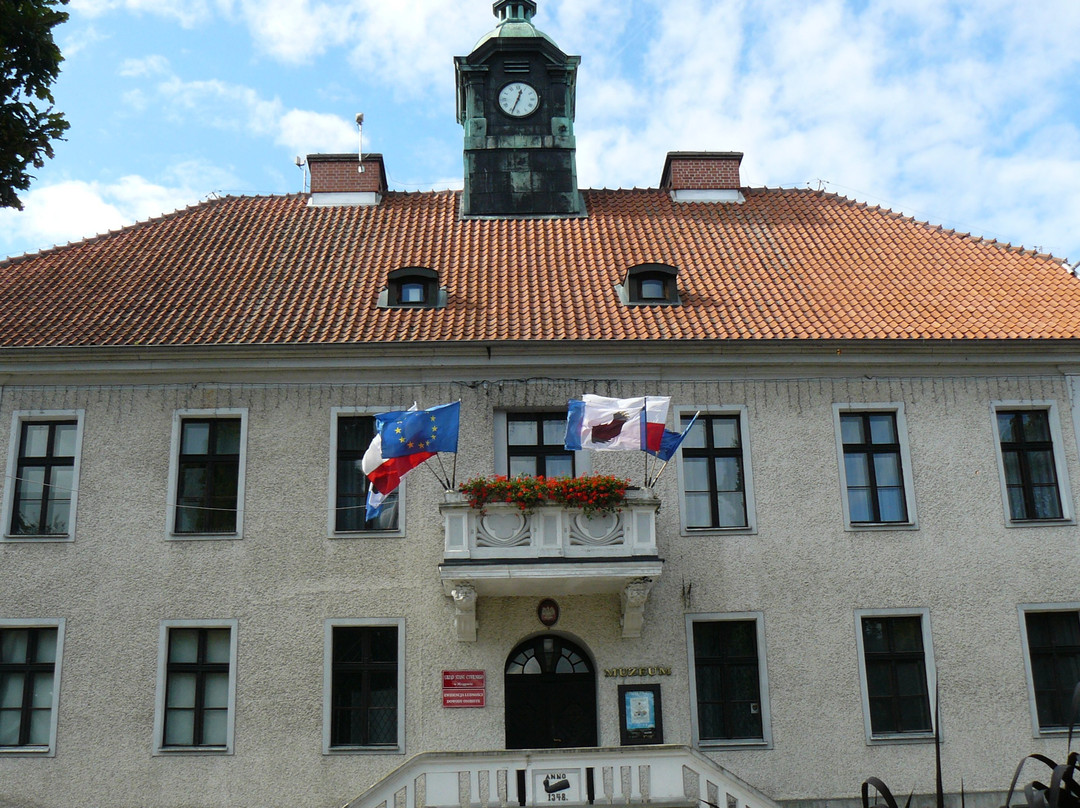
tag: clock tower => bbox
[456,1,583,217]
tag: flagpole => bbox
[450,398,461,489]
[641,399,650,489]
[434,452,452,490]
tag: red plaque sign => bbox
[442,670,486,708]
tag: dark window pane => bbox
[507,413,573,478]
[1022,411,1052,442]
[175,419,240,534]
[861,615,930,735]
[163,627,231,748]
[842,413,906,524]
[998,410,1061,521]
[331,626,399,747]
[683,414,747,530]
[0,628,58,748]
[693,620,762,741]
[1026,612,1080,728]
[13,422,77,536]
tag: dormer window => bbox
[381,267,445,309]
[618,263,680,306]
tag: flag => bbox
[564,395,671,452]
[362,405,433,519]
[646,412,699,462]
[379,401,460,458]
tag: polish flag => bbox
[362,405,433,517]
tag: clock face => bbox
[498,82,539,118]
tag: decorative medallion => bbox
[537,598,559,627]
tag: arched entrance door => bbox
[504,635,597,749]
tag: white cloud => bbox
[276,109,356,155]
[69,0,224,27]
[0,172,218,256]
[125,64,356,156]
[118,54,171,77]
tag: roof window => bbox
[379,267,446,309]
[617,263,681,306]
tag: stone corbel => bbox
[450,583,478,642]
[620,577,655,638]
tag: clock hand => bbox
[511,89,522,113]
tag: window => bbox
[155,620,237,753]
[507,412,575,478]
[0,619,64,754]
[3,412,83,540]
[686,613,771,747]
[678,408,755,531]
[168,409,246,537]
[383,267,442,308]
[618,263,680,306]
[323,619,404,753]
[993,405,1070,523]
[330,412,399,534]
[855,610,934,741]
[833,405,917,529]
[1019,606,1080,733]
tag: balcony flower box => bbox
[458,474,630,517]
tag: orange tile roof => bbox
[1,188,1079,347]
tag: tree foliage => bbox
[0,0,69,210]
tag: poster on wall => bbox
[618,684,663,745]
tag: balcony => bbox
[439,489,662,641]
[343,745,779,808]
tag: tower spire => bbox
[493,1,537,25]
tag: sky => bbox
[2,0,1080,264]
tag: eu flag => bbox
[379,401,460,458]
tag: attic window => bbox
[504,61,530,73]
[619,263,680,306]
[382,267,445,309]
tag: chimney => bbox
[660,152,744,203]
[306,153,387,207]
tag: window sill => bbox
[329,530,404,540]
[325,745,402,755]
[166,533,242,541]
[0,745,53,755]
[1034,726,1073,737]
[844,521,919,532]
[682,526,756,537]
[698,738,770,750]
[154,745,232,755]
[1004,517,1075,528]
[2,534,73,542]
[866,732,935,745]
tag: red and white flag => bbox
[564,395,671,452]
[362,404,432,518]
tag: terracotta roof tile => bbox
[1,188,1079,347]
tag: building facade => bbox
[3,4,1080,808]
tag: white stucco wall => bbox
[1,361,1078,808]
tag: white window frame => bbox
[832,403,918,531]
[854,607,936,744]
[0,617,65,756]
[1069,377,1080,475]
[494,411,591,477]
[323,617,406,755]
[153,619,238,755]
[328,407,406,538]
[165,408,248,539]
[2,410,85,542]
[675,405,756,535]
[990,401,1074,526]
[685,611,772,749]
[1018,602,1080,737]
